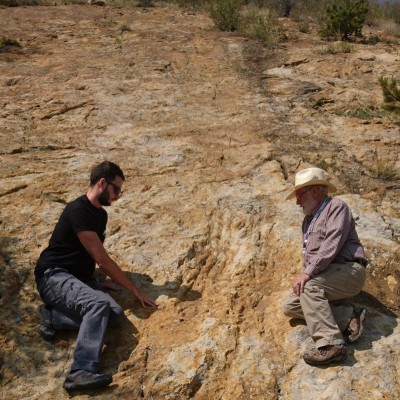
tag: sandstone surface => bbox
[0,4,399,399]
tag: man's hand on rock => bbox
[132,288,158,309]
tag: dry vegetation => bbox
[2,0,400,49]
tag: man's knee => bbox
[283,296,298,317]
[108,305,125,328]
[87,299,111,316]
[283,302,292,317]
[282,291,306,319]
[283,302,299,318]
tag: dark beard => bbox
[98,189,111,206]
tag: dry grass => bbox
[372,152,399,181]
[319,41,355,54]
[375,19,400,38]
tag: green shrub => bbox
[239,6,283,48]
[209,0,244,32]
[118,23,132,33]
[379,76,400,104]
[298,20,311,33]
[320,0,368,41]
[209,1,285,48]
[0,35,21,49]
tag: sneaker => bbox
[303,344,347,366]
[343,308,366,343]
[63,370,113,390]
[38,304,56,341]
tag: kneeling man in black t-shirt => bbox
[35,160,158,391]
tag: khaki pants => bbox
[283,262,366,348]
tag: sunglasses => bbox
[106,181,123,198]
[295,187,313,201]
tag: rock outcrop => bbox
[0,4,399,399]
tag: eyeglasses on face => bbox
[106,180,123,197]
[295,187,313,201]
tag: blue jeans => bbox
[36,268,125,372]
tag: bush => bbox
[379,76,400,104]
[242,7,283,48]
[320,0,368,41]
[298,20,311,33]
[209,1,284,48]
[209,0,244,32]
[0,35,21,50]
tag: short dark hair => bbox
[90,161,125,186]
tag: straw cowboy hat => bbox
[286,167,337,200]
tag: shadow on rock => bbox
[355,290,398,318]
[351,291,398,352]
[101,316,139,377]
[38,308,140,386]
[64,381,119,398]
[113,271,202,320]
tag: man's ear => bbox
[98,178,107,190]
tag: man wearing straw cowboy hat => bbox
[283,167,367,366]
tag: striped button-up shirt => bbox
[302,197,367,277]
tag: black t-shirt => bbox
[35,195,108,282]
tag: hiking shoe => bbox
[303,344,347,366]
[63,370,113,390]
[343,308,366,343]
[38,304,56,341]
